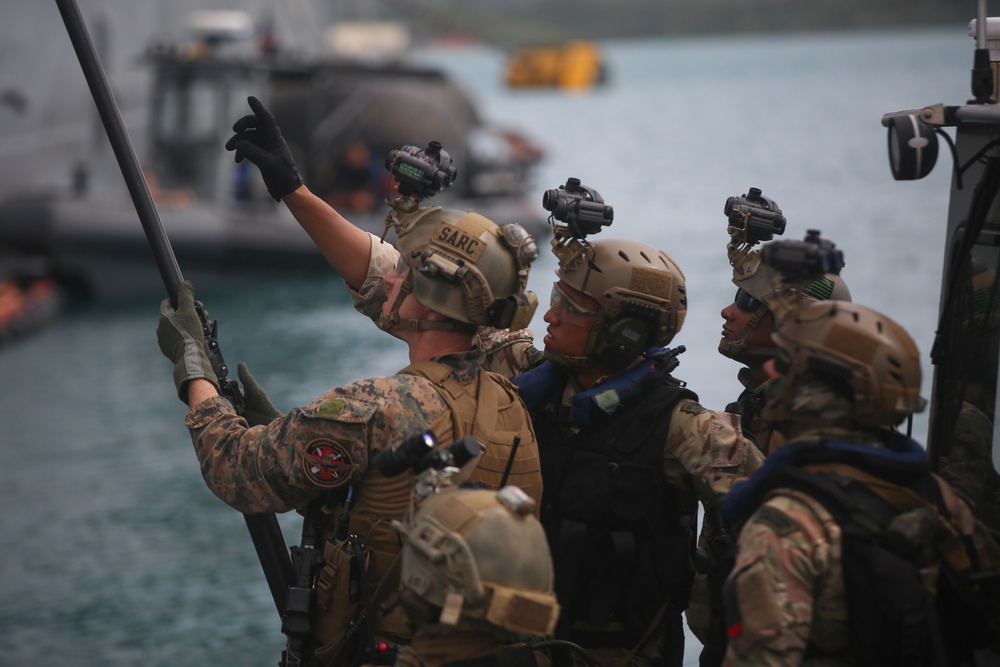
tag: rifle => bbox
[55,0,292,617]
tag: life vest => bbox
[518,348,700,647]
[722,434,1000,667]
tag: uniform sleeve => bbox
[664,399,765,502]
[346,232,399,324]
[475,326,542,378]
[722,494,835,667]
[184,394,377,514]
[184,375,452,515]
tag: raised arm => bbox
[225,96,373,290]
[282,185,372,290]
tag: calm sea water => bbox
[0,26,973,666]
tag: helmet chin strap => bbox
[718,302,775,360]
[378,273,471,333]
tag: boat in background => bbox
[0,251,60,343]
[0,10,549,301]
[505,41,607,90]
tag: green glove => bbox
[224,96,303,201]
[237,361,284,426]
[157,280,219,402]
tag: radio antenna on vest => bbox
[499,435,521,488]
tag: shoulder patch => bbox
[753,505,800,537]
[312,398,346,420]
[679,400,707,416]
[302,439,356,488]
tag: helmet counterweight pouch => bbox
[488,292,539,331]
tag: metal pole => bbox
[54,0,292,614]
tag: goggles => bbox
[551,282,599,318]
[735,288,763,313]
[394,255,411,277]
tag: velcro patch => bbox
[431,220,487,263]
[303,439,355,488]
[311,398,346,420]
[754,505,799,536]
[679,401,707,415]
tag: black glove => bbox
[157,281,220,402]
[237,361,284,426]
[225,96,303,201]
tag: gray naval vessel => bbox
[0,4,548,300]
[882,1,1000,539]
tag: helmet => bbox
[396,486,559,636]
[721,245,851,359]
[765,300,926,429]
[550,237,687,368]
[384,206,539,331]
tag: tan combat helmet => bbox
[721,241,852,359]
[395,485,559,636]
[382,206,539,332]
[764,300,927,429]
[550,237,687,368]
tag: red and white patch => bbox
[304,440,354,488]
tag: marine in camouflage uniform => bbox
[509,232,761,667]
[691,219,851,666]
[720,300,1000,666]
[157,97,546,666]
[352,209,763,667]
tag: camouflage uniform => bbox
[720,387,1000,667]
[184,349,542,655]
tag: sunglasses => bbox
[735,288,763,313]
[551,283,599,318]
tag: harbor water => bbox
[0,26,972,666]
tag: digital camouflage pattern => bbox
[349,234,543,377]
[184,349,542,651]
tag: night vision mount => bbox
[760,229,845,321]
[545,177,614,270]
[382,140,457,238]
[724,186,787,247]
[544,177,614,242]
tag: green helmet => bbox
[763,300,927,429]
[396,486,559,636]
[385,206,539,331]
[549,237,687,368]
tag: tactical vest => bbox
[726,438,998,667]
[310,361,543,666]
[529,367,699,648]
[400,360,543,507]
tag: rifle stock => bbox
[56,0,290,616]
